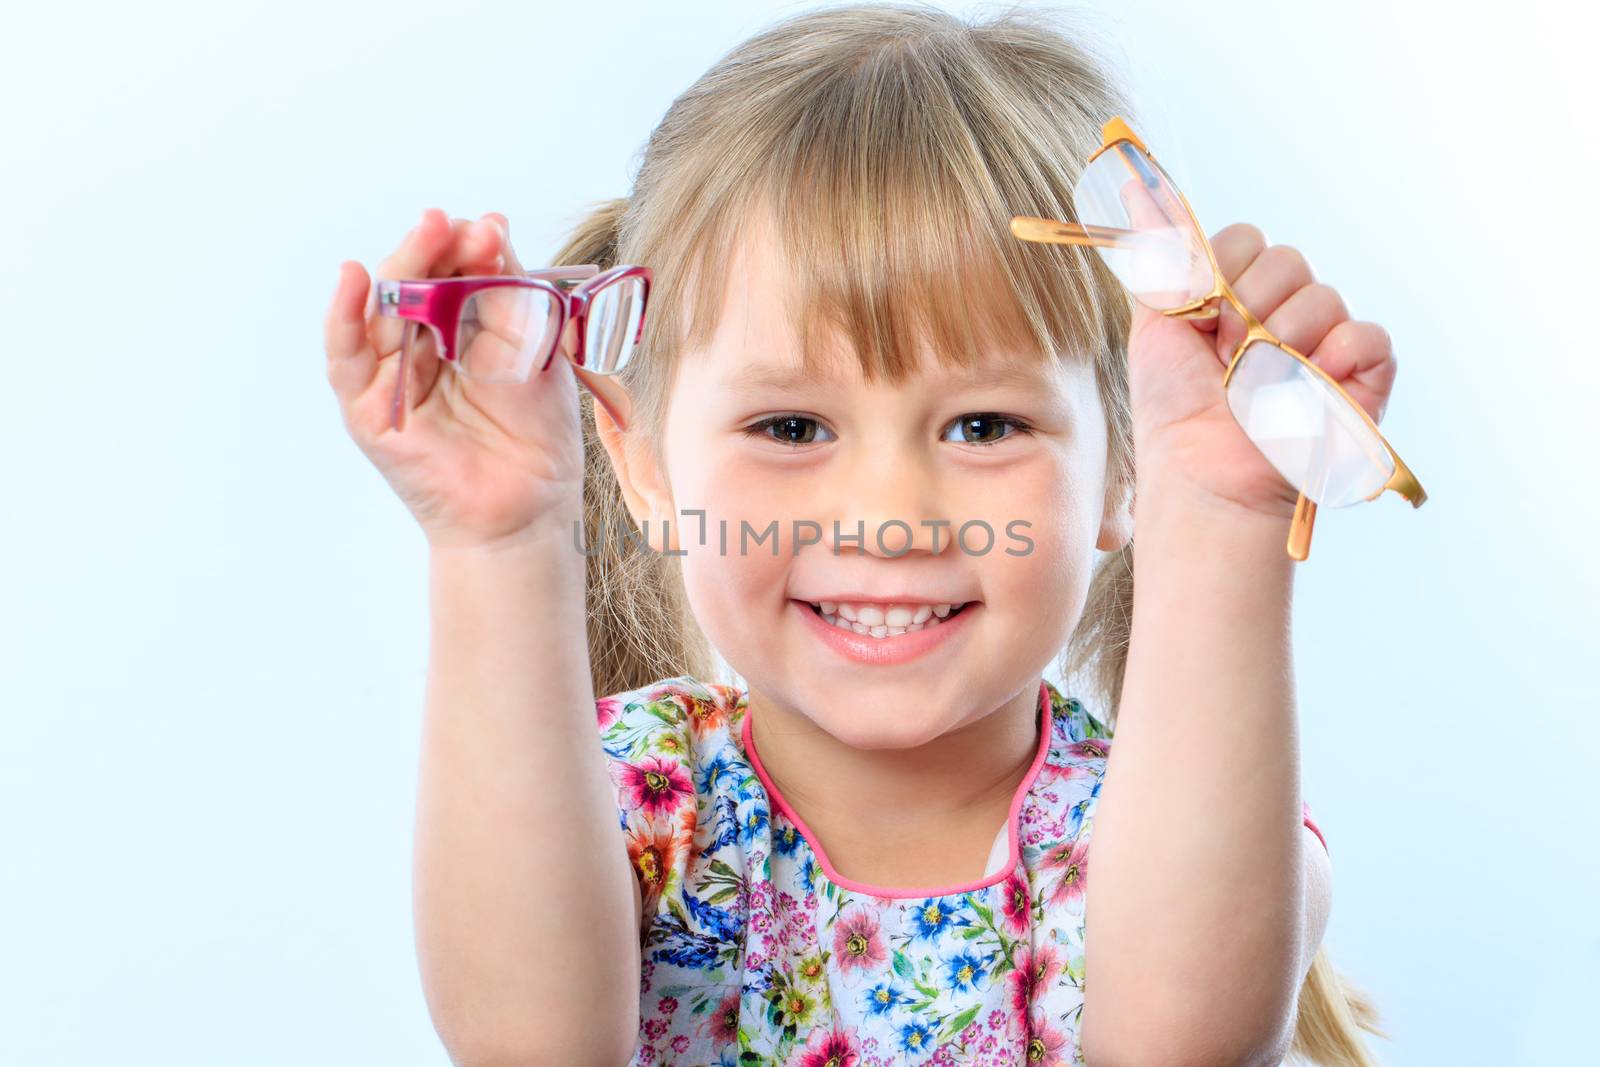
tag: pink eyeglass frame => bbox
[375,263,650,433]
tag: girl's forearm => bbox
[413,514,640,1066]
[1081,471,1305,1067]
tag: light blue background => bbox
[2,1,1593,1064]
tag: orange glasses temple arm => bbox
[1010,215,1139,249]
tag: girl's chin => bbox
[760,687,962,752]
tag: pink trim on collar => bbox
[1302,802,1329,855]
[738,679,1055,899]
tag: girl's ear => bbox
[1096,477,1134,553]
[592,401,681,553]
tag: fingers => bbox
[1209,221,1269,285]
[1177,218,1393,426]
[491,213,526,276]
[476,212,566,371]
[329,208,522,442]
[1202,223,1268,346]
[369,209,509,358]
[1209,222,1395,423]
[1211,231,1315,361]
[1231,243,1315,313]
[369,211,447,358]
[431,212,507,278]
[471,214,528,349]
[1260,282,1350,363]
[375,209,501,283]
[373,210,449,291]
[325,260,378,401]
[1308,319,1397,423]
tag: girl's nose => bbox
[826,459,953,557]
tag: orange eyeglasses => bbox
[1011,116,1427,561]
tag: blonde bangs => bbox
[627,9,1127,393]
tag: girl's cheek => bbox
[969,466,1100,627]
[668,463,793,614]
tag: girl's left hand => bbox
[1127,224,1399,520]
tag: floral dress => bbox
[596,674,1328,1066]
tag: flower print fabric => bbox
[596,675,1330,1066]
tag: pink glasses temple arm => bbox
[374,267,600,313]
[523,265,600,287]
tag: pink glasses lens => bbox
[580,275,645,374]
[455,285,562,384]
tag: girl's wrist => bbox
[426,504,586,562]
[427,519,589,637]
[1133,460,1295,570]
[428,514,588,597]
[1134,440,1290,529]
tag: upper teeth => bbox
[809,600,965,638]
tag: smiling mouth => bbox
[802,599,974,638]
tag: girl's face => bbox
[607,218,1130,747]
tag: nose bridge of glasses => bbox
[1163,295,1222,321]
[560,314,581,361]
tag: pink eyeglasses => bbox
[375,263,649,433]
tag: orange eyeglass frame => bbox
[1010,117,1427,561]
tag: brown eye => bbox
[745,414,834,446]
[944,413,1028,446]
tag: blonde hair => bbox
[548,3,1387,1062]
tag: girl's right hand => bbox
[324,209,586,553]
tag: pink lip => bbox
[792,598,978,666]
[798,594,968,606]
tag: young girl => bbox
[324,4,1394,1065]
